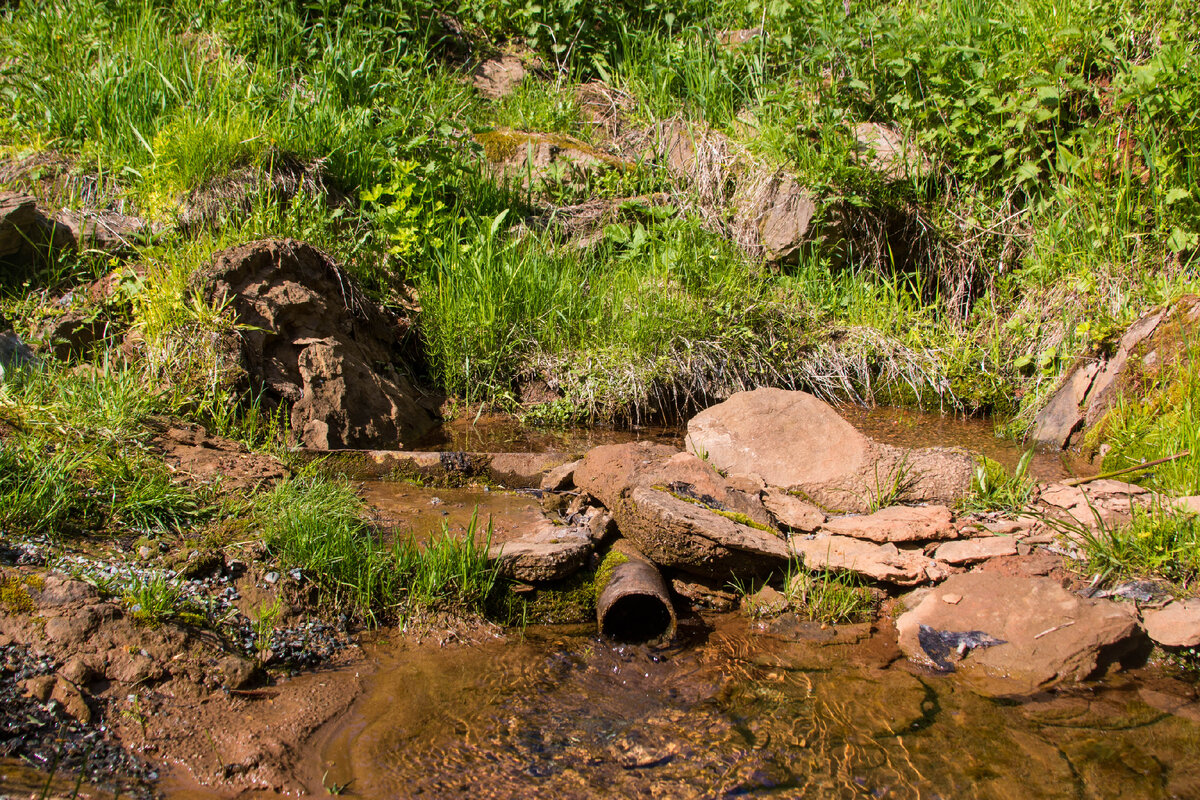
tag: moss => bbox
[1,576,36,614]
[594,549,629,597]
[711,508,774,532]
[653,484,775,531]
[490,568,599,625]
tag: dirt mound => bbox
[193,239,436,449]
[150,420,289,492]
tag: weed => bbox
[963,449,1035,513]
[252,596,284,662]
[864,458,915,513]
[1041,500,1200,588]
[257,475,500,624]
[126,574,193,627]
[784,562,877,624]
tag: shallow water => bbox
[412,405,1091,482]
[311,617,1200,800]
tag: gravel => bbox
[0,644,155,798]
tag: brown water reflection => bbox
[315,617,1200,800]
[410,405,1091,483]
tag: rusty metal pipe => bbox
[596,542,676,642]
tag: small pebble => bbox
[264,571,279,584]
[943,593,963,605]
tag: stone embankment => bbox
[482,387,1199,691]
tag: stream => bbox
[145,410,1200,797]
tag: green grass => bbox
[0,0,1198,560]
[1051,501,1200,589]
[731,559,877,624]
[256,474,500,624]
[1096,353,1200,496]
[0,358,213,536]
[785,564,878,624]
[962,449,1036,513]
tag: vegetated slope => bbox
[0,0,1197,471]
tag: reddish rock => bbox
[618,484,789,580]
[821,504,957,544]
[573,441,679,509]
[472,54,527,100]
[194,239,436,449]
[790,534,937,586]
[896,573,1140,690]
[686,389,974,513]
[1033,297,1200,448]
[763,489,826,531]
[1142,600,1200,648]
[933,536,1018,565]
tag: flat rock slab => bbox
[790,534,937,586]
[1142,599,1200,648]
[821,505,957,544]
[686,388,974,513]
[934,536,1018,565]
[896,573,1140,690]
[488,521,592,582]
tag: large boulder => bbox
[896,573,1141,690]
[686,389,974,513]
[574,442,789,580]
[193,239,436,449]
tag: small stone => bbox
[745,585,789,616]
[264,571,279,584]
[942,594,962,605]
[137,545,154,560]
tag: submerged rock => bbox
[686,389,974,513]
[194,239,436,449]
[896,573,1141,689]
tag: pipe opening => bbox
[600,592,673,642]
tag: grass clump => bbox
[0,359,214,536]
[125,573,204,627]
[1094,353,1200,496]
[963,449,1035,513]
[1067,503,1200,588]
[785,565,878,625]
[730,559,877,624]
[256,474,500,624]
